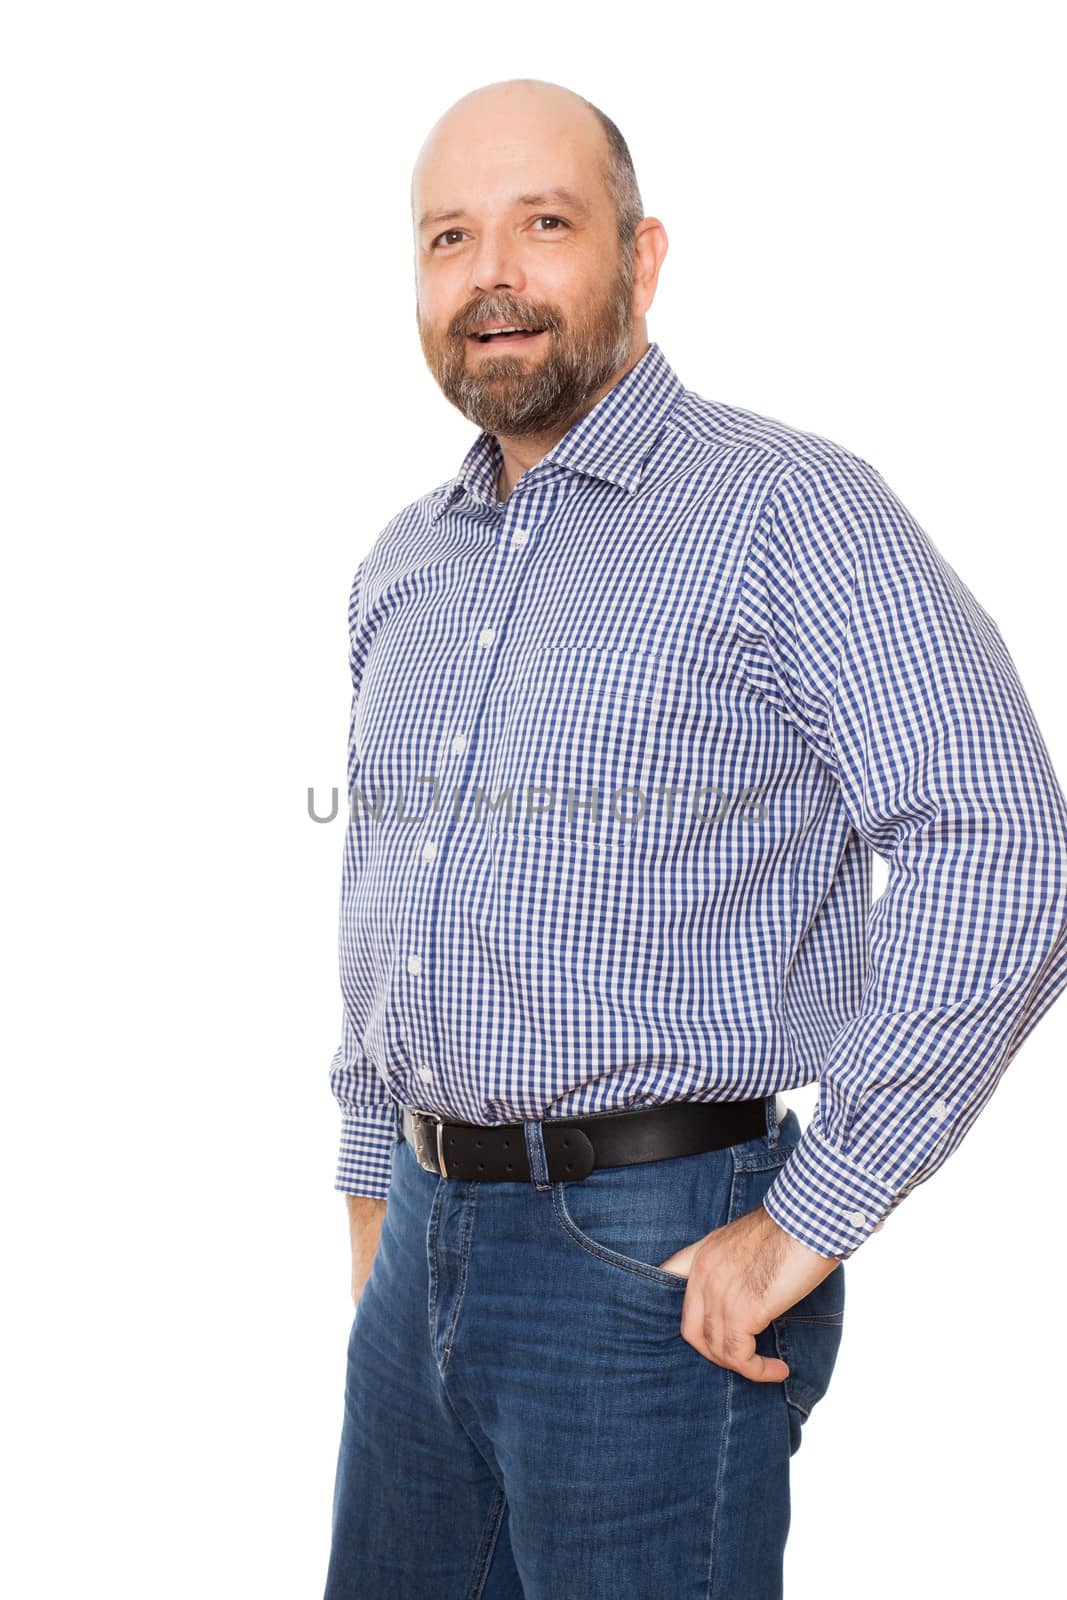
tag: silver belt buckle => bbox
[412,1110,449,1177]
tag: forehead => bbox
[412,111,606,229]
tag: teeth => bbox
[475,326,541,338]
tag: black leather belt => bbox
[398,1095,776,1182]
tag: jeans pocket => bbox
[552,1176,692,1291]
[551,1143,736,1293]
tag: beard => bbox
[417,254,636,437]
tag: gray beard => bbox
[448,320,635,436]
[429,259,637,437]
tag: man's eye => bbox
[430,216,570,250]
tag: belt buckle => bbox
[412,1110,449,1178]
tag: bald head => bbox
[411,78,643,255]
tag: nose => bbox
[468,225,527,299]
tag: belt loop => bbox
[523,1119,551,1191]
[765,1093,779,1145]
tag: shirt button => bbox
[930,1098,949,1122]
[407,954,422,975]
[421,840,438,862]
[451,733,468,755]
[478,626,495,647]
[417,1066,433,1081]
[846,1209,867,1228]
[512,528,529,546]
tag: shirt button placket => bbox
[409,490,540,1101]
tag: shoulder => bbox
[668,384,886,496]
[376,478,456,554]
[350,477,456,597]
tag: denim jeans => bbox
[323,1097,845,1599]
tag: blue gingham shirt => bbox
[328,340,1067,1259]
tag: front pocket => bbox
[552,1181,691,1290]
[549,1143,737,1293]
[491,645,669,839]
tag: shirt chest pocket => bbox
[491,646,669,832]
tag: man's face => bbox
[414,156,636,438]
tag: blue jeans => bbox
[323,1098,845,1599]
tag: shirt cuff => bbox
[761,1119,901,1259]
[334,1103,399,1198]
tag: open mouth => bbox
[467,327,548,347]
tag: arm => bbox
[737,453,1067,1260]
[328,560,398,1206]
[346,1194,387,1307]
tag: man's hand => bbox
[656,1202,841,1380]
[346,1194,387,1308]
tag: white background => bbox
[3,3,1064,1595]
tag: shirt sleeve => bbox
[736,452,1067,1259]
[328,559,398,1198]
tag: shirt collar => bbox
[429,340,685,524]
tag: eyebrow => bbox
[418,186,592,233]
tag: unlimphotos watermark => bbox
[307,778,768,829]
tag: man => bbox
[322,78,1067,1599]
